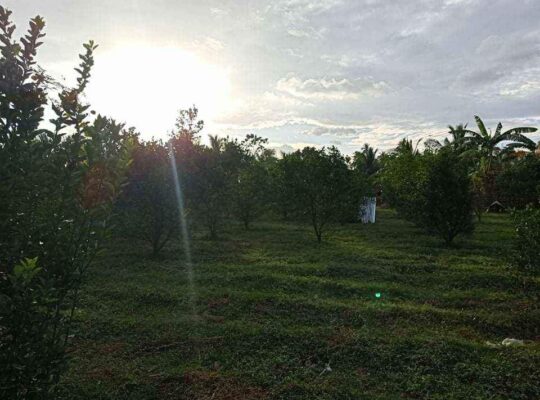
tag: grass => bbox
[57,210,539,399]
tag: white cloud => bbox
[6,0,540,153]
[275,75,390,100]
[302,126,357,137]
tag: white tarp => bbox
[360,197,376,223]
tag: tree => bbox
[421,149,475,244]
[352,143,379,176]
[394,137,421,156]
[423,124,469,154]
[269,157,296,221]
[117,139,179,256]
[460,116,537,220]
[379,151,427,221]
[380,148,474,244]
[280,147,361,242]
[170,107,233,239]
[233,135,274,229]
[501,139,540,159]
[497,155,540,209]
[445,123,468,150]
[174,134,238,240]
[234,160,271,229]
[0,8,130,398]
[174,106,204,141]
[461,115,537,170]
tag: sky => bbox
[5,0,540,153]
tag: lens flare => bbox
[168,142,196,317]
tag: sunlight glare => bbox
[86,45,231,137]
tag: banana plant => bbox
[461,115,537,170]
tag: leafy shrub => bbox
[497,155,540,209]
[0,8,130,398]
[421,149,475,244]
[169,114,240,240]
[116,139,179,256]
[278,146,364,242]
[0,258,63,398]
[232,135,274,229]
[380,149,474,244]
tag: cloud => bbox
[7,0,540,153]
[321,53,378,68]
[286,27,327,38]
[210,7,228,17]
[190,37,224,53]
[271,143,295,154]
[285,48,304,58]
[275,75,390,100]
[302,126,358,137]
[452,29,540,93]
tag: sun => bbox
[86,45,231,138]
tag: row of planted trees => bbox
[378,118,539,245]
[1,6,539,398]
[117,111,368,253]
[120,111,540,253]
[377,121,540,297]
[0,9,368,396]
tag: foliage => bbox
[461,115,537,170]
[174,106,204,141]
[232,135,274,229]
[445,123,468,150]
[393,137,421,156]
[427,116,538,221]
[279,147,363,242]
[470,162,500,221]
[0,258,64,398]
[0,8,130,398]
[352,143,379,176]
[269,157,296,221]
[421,149,475,244]
[171,130,241,239]
[116,139,179,256]
[1,4,539,397]
[380,149,474,243]
[379,152,426,221]
[497,155,540,209]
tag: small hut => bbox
[487,201,505,213]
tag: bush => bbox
[379,152,427,221]
[232,135,274,229]
[279,147,363,242]
[234,160,271,229]
[116,139,179,256]
[0,9,130,398]
[380,149,474,244]
[421,149,475,244]
[497,156,540,209]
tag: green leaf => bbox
[12,257,41,283]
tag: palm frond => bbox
[498,130,537,149]
[474,115,488,137]
[459,148,479,160]
[494,122,502,137]
[502,127,537,136]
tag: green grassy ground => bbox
[58,210,539,399]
